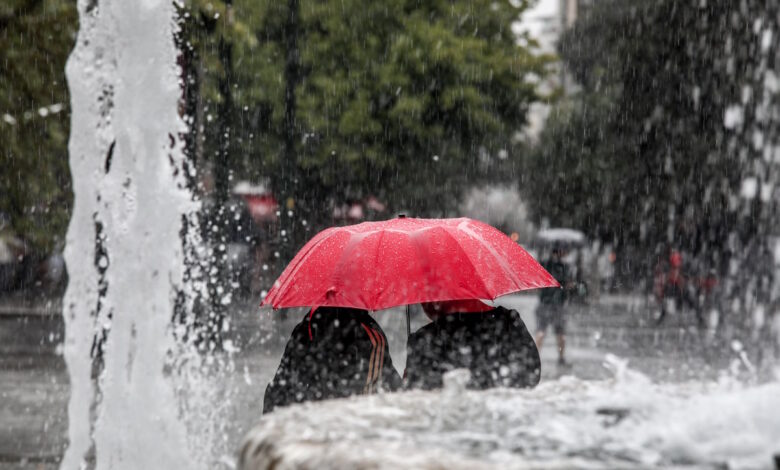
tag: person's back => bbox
[535,249,571,365]
[405,305,540,390]
[263,307,401,413]
[540,257,567,305]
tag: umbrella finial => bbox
[397,213,407,218]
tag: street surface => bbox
[0,293,773,469]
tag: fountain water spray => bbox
[62,0,199,467]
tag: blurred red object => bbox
[669,250,682,268]
[243,194,278,223]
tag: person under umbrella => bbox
[262,217,557,407]
[404,299,540,390]
[263,307,401,413]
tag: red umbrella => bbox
[262,217,558,311]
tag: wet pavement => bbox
[0,293,775,469]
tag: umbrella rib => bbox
[437,228,491,299]
[266,228,337,305]
[326,231,373,308]
[456,222,526,293]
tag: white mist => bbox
[62,0,196,468]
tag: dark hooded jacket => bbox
[263,307,402,413]
[539,257,568,305]
[405,306,540,390]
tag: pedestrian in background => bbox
[535,247,570,367]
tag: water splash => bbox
[62,0,197,468]
[239,359,780,470]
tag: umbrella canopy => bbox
[262,217,558,311]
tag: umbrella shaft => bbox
[406,305,411,337]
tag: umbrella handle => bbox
[406,304,411,337]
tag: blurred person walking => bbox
[653,249,699,326]
[534,247,571,367]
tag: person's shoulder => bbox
[493,306,530,327]
[346,311,391,343]
[359,311,385,330]
[290,311,313,333]
[413,320,438,336]
[286,314,313,343]
[490,305,517,318]
[408,321,438,344]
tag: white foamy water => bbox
[239,356,780,470]
[62,0,198,468]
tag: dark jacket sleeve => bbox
[508,309,541,388]
[403,325,443,390]
[403,333,422,389]
[262,321,310,414]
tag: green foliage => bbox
[2,0,549,253]
[0,0,77,254]
[182,0,551,222]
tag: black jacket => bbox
[263,307,402,413]
[405,306,541,390]
[540,258,568,305]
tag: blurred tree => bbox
[524,93,632,241]
[175,0,552,344]
[0,0,77,255]
[527,0,750,281]
[180,0,551,235]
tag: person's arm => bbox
[263,321,309,413]
[404,331,441,390]
[402,334,419,389]
[508,309,541,388]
